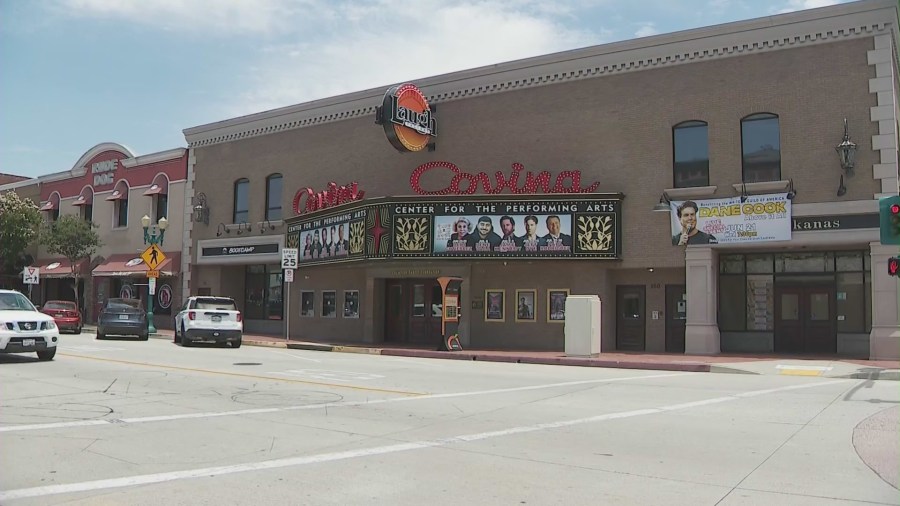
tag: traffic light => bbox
[879,195,900,245]
[889,257,900,277]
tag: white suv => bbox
[0,289,59,361]
[174,296,243,348]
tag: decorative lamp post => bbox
[141,214,168,334]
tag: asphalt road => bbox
[1,331,897,506]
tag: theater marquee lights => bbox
[286,194,623,266]
[409,161,601,196]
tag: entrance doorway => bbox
[384,278,444,345]
[616,285,646,351]
[665,284,686,353]
[774,283,836,354]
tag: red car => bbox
[40,300,83,334]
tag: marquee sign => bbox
[410,161,601,196]
[292,181,365,215]
[285,194,622,265]
[376,83,436,153]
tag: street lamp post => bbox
[141,214,168,334]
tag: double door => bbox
[385,279,443,345]
[774,284,836,354]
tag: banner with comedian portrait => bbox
[670,193,791,245]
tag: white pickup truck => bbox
[173,296,243,348]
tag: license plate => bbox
[211,315,221,322]
[119,314,129,320]
[23,339,35,347]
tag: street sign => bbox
[281,248,299,269]
[22,267,39,285]
[141,244,167,270]
[284,268,295,283]
[147,270,160,278]
[148,277,157,295]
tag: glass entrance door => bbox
[384,279,444,345]
[774,285,836,354]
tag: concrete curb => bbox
[93,330,900,380]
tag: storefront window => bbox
[718,275,745,331]
[719,255,744,274]
[746,254,773,273]
[775,252,834,273]
[412,284,425,317]
[745,275,774,330]
[244,265,283,320]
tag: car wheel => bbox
[181,325,191,347]
[139,333,149,341]
[173,321,179,343]
[37,348,56,361]
[74,326,82,335]
[96,330,105,340]
[232,339,242,349]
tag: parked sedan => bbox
[97,298,149,340]
[40,300,82,334]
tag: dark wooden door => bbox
[616,285,646,351]
[385,282,408,342]
[775,285,836,354]
[665,284,686,353]
[385,279,443,345]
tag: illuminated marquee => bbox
[410,161,601,196]
[376,83,437,153]
[292,181,365,216]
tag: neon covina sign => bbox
[409,161,601,196]
[292,182,365,215]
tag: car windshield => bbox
[106,298,142,310]
[0,292,37,311]
[194,298,237,311]
[44,301,76,310]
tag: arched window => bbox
[265,173,283,221]
[741,113,781,183]
[106,181,130,228]
[672,120,709,188]
[233,178,249,224]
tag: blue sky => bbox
[1,0,847,178]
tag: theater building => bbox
[184,0,900,359]
[32,143,188,327]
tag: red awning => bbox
[72,195,92,207]
[39,201,56,211]
[92,252,180,278]
[105,190,126,201]
[143,183,167,196]
[29,258,88,279]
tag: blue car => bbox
[97,298,149,340]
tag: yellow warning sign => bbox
[146,270,160,278]
[141,244,167,270]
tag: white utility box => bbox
[564,295,601,357]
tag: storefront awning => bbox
[143,183,167,196]
[72,194,92,207]
[92,252,180,278]
[30,258,88,279]
[105,190,126,201]
[39,201,56,211]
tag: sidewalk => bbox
[114,326,900,380]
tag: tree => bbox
[43,215,101,306]
[0,191,42,275]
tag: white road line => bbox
[0,379,847,502]
[774,364,833,371]
[0,373,684,433]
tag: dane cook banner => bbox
[669,193,791,245]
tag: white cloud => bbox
[228,1,600,116]
[773,0,842,14]
[634,22,659,38]
[53,0,311,34]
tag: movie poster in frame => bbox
[515,289,536,322]
[547,289,569,322]
[300,291,315,317]
[485,289,505,322]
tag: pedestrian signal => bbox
[880,196,900,245]
[889,257,900,277]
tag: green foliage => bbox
[43,215,101,302]
[0,191,42,272]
